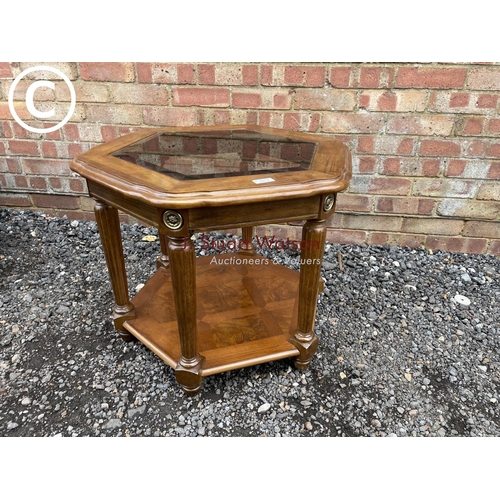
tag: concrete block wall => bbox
[0,62,499,254]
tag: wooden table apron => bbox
[71,125,351,396]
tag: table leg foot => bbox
[175,356,204,396]
[290,333,319,370]
[112,303,136,341]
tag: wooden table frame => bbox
[71,125,351,395]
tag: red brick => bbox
[342,214,402,232]
[28,177,47,190]
[375,196,435,215]
[85,104,142,125]
[41,141,59,157]
[377,91,397,111]
[0,194,32,207]
[372,136,415,155]
[14,175,28,189]
[359,67,381,88]
[49,177,62,190]
[79,62,135,82]
[403,218,464,236]
[465,140,488,157]
[445,159,490,178]
[272,93,292,109]
[137,63,196,84]
[419,140,461,157]
[399,234,427,248]
[0,102,31,120]
[336,194,372,212]
[323,113,385,134]
[368,177,411,195]
[368,231,427,248]
[242,65,259,85]
[461,117,484,135]
[486,143,500,158]
[0,63,13,78]
[198,64,215,84]
[387,115,454,136]
[488,162,500,179]
[69,178,86,193]
[445,160,466,176]
[173,87,229,107]
[359,94,370,109]
[363,90,427,112]
[261,65,273,86]
[215,110,257,126]
[396,66,467,89]
[463,221,500,238]
[68,143,85,157]
[31,194,79,210]
[467,68,500,90]
[477,94,498,108]
[232,92,261,108]
[2,121,13,138]
[426,236,487,254]
[214,110,230,125]
[381,157,440,177]
[486,119,500,135]
[258,111,283,128]
[63,124,79,141]
[101,126,117,142]
[117,127,141,136]
[326,229,366,245]
[294,89,356,111]
[422,159,442,176]
[56,81,109,103]
[112,84,169,105]
[284,66,324,86]
[9,121,62,140]
[357,136,374,154]
[8,140,39,156]
[354,156,376,173]
[0,158,21,173]
[328,67,351,88]
[55,210,96,221]
[23,158,71,176]
[282,113,320,132]
[368,233,389,246]
[143,107,198,126]
[449,93,470,107]
[487,240,500,255]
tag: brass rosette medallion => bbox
[163,210,184,230]
[323,194,335,213]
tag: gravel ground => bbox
[1,207,499,437]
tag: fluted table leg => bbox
[168,234,204,396]
[290,218,326,369]
[94,200,135,341]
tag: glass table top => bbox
[112,129,317,180]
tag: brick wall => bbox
[1,62,499,255]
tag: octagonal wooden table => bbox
[71,125,351,395]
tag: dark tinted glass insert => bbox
[112,130,317,180]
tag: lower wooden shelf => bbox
[123,253,300,376]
